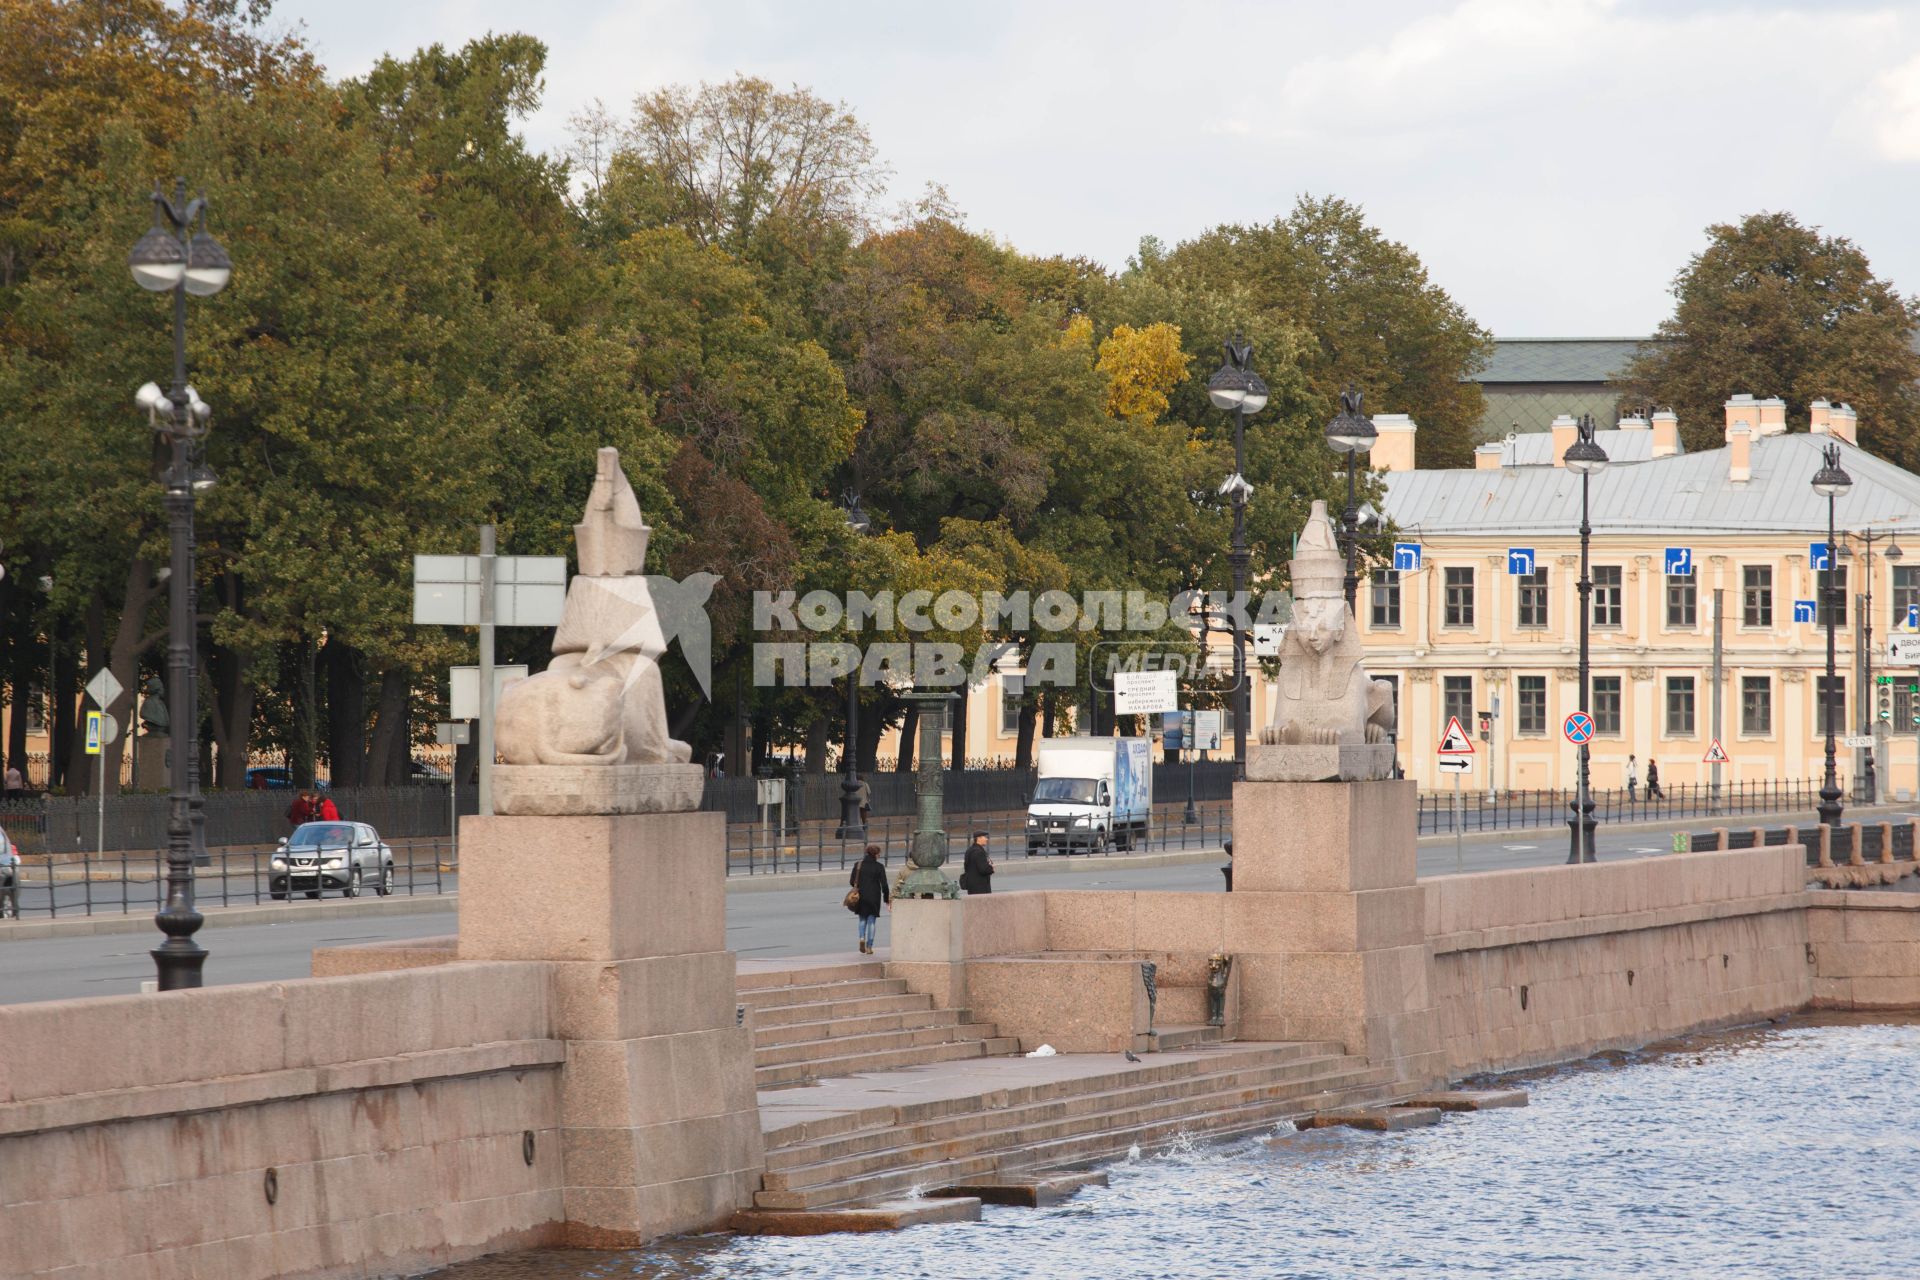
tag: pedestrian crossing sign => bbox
[1702,738,1730,765]
[1437,716,1475,755]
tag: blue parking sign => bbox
[1506,548,1535,575]
[1809,542,1833,571]
[1664,547,1692,575]
[1793,599,1817,623]
[1393,542,1422,571]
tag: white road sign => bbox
[1437,754,1474,774]
[1437,716,1475,755]
[450,665,529,720]
[1114,669,1179,715]
[1890,635,1920,665]
[413,554,568,627]
[1842,734,1874,749]
[85,667,122,710]
[1252,623,1285,657]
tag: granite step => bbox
[1140,1024,1224,1052]
[737,960,889,992]
[755,1036,1022,1090]
[738,977,910,1011]
[762,1051,1368,1176]
[761,1041,1350,1145]
[756,1022,1000,1070]
[754,1006,967,1049]
[750,992,938,1030]
[759,1057,1385,1193]
[754,1059,1398,1209]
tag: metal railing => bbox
[701,761,1240,824]
[1416,779,1826,835]
[0,836,457,921]
[724,802,1232,876]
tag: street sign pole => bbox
[478,524,496,818]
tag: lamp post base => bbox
[151,937,207,991]
[835,775,865,841]
[1817,788,1843,829]
[1565,813,1598,864]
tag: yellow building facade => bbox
[1365,397,1920,796]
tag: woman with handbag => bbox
[847,844,890,954]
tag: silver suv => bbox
[270,821,395,899]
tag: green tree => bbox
[1618,211,1920,463]
[1149,196,1491,467]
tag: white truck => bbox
[1025,736,1153,854]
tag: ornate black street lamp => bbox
[1842,528,1902,802]
[1812,442,1854,828]
[1323,388,1376,614]
[837,492,871,840]
[129,178,230,990]
[1206,337,1268,775]
[1563,414,1608,864]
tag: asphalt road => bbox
[4,807,1890,1006]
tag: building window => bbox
[1742,565,1773,627]
[1370,569,1401,629]
[1897,682,1918,732]
[1741,676,1772,736]
[999,673,1024,737]
[1817,566,1849,628]
[1665,676,1696,736]
[1515,568,1549,628]
[1895,565,1920,630]
[1666,574,1697,628]
[1591,566,1623,628]
[1591,676,1622,735]
[1817,675,1847,734]
[1444,567,1475,627]
[24,684,45,734]
[1516,675,1547,735]
[1443,675,1474,731]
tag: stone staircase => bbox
[751,1040,1399,1210]
[739,961,1019,1089]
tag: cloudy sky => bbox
[274,0,1920,336]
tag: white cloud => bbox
[1862,50,1920,161]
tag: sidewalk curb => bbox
[724,846,1227,894]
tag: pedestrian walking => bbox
[853,773,871,825]
[848,844,890,954]
[316,792,341,822]
[1626,755,1638,804]
[1646,758,1664,800]
[959,830,995,895]
[3,763,23,795]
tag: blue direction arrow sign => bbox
[1793,599,1817,624]
[1809,542,1833,571]
[1907,604,1918,630]
[1563,712,1595,744]
[1393,542,1422,571]
[1664,547,1692,576]
[1506,548,1536,575]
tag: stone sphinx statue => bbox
[492,448,706,814]
[1249,499,1396,781]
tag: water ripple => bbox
[425,1019,1920,1280]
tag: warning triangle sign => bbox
[1702,738,1730,765]
[1438,716,1475,755]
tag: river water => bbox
[426,1017,1920,1280]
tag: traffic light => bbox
[1878,683,1894,723]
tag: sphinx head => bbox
[1291,594,1348,655]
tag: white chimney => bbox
[1829,403,1858,445]
[1756,396,1788,436]
[1550,414,1578,468]
[1474,442,1504,471]
[1371,414,1418,472]
[1810,398,1833,433]
[1616,412,1649,431]
[1727,423,1752,483]
[1651,409,1681,458]
[1723,393,1757,437]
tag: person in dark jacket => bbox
[959,831,994,894]
[1646,758,1664,800]
[850,844,890,954]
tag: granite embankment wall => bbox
[0,964,566,1280]
[901,844,1920,1082]
[1425,847,1815,1076]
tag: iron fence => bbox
[1417,779,1827,835]
[0,836,456,921]
[1691,816,1920,868]
[3,786,473,857]
[724,802,1232,876]
[701,760,1240,824]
